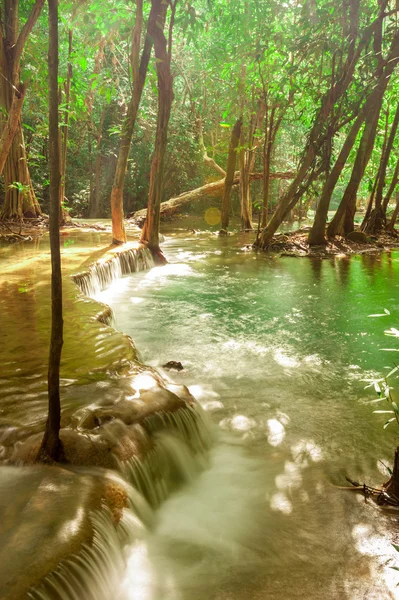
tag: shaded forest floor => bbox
[253,226,399,257]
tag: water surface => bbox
[97,228,399,600]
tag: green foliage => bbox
[3,0,399,220]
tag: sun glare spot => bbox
[267,419,286,447]
[131,373,157,396]
[270,492,293,515]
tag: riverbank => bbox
[253,227,399,257]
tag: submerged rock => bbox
[162,360,184,371]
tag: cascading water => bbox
[6,229,399,600]
[28,406,235,600]
[72,246,154,298]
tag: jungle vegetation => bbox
[2,0,399,253]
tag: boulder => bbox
[346,230,368,243]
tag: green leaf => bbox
[386,366,399,379]
[384,418,396,429]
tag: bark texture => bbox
[0,0,44,219]
[362,103,399,234]
[37,0,64,464]
[111,0,156,244]
[140,0,175,253]
[0,81,25,175]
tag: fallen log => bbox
[131,171,294,224]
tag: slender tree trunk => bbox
[239,128,252,230]
[59,29,72,223]
[308,106,365,244]
[383,156,399,212]
[240,100,265,230]
[220,117,242,231]
[342,106,382,235]
[362,103,399,233]
[262,138,273,228]
[387,191,399,231]
[88,105,106,218]
[361,108,390,227]
[37,0,64,463]
[111,0,156,244]
[140,0,175,255]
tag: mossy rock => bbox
[346,230,369,243]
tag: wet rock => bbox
[218,229,228,236]
[346,230,368,243]
[165,383,196,405]
[0,464,128,600]
[162,360,184,371]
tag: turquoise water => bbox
[97,228,399,600]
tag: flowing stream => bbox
[2,225,399,599]
[96,226,399,600]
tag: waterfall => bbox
[72,245,154,298]
[28,406,216,600]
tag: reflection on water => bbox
[97,228,399,599]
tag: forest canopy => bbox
[2,0,399,246]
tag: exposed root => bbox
[336,476,399,506]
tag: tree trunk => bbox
[59,29,73,224]
[239,128,252,230]
[140,0,174,255]
[387,191,399,231]
[361,108,390,228]
[220,117,242,231]
[0,82,25,175]
[37,0,64,463]
[382,156,399,213]
[362,103,399,234]
[111,0,156,244]
[0,0,44,220]
[308,105,365,244]
[88,105,106,218]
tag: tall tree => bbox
[362,102,399,233]
[140,0,176,255]
[0,0,44,219]
[37,0,64,463]
[111,0,157,245]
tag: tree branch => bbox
[13,0,45,67]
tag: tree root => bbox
[335,476,399,506]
